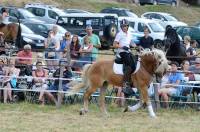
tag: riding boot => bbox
[123,66,132,89]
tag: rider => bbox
[113,19,136,89]
[0,7,9,24]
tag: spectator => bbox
[181,60,194,81]
[189,58,200,75]
[159,61,183,108]
[32,61,49,105]
[44,61,72,105]
[60,31,71,52]
[70,35,81,71]
[3,59,20,103]
[16,44,32,76]
[115,87,125,107]
[184,36,196,60]
[44,30,60,71]
[188,40,198,61]
[17,44,32,65]
[85,25,101,61]
[138,27,154,50]
[32,53,46,70]
[79,35,93,66]
[52,25,62,42]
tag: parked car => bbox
[139,0,177,6]
[141,12,187,28]
[0,6,43,23]
[20,23,45,49]
[176,26,200,47]
[100,7,138,18]
[25,3,67,24]
[23,22,49,38]
[64,9,91,14]
[118,17,165,48]
[56,13,118,49]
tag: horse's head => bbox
[140,49,169,82]
[164,28,180,51]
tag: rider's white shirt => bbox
[114,30,132,48]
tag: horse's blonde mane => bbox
[152,49,169,73]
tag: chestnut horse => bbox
[0,19,22,48]
[68,49,168,117]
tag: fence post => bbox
[153,83,160,111]
[57,60,64,108]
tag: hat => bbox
[86,25,92,30]
[195,58,200,64]
[170,61,179,67]
[24,44,31,50]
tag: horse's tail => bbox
[15,15,22,48]
[66,64,91,96]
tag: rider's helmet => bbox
[120,19,129,29]
[1,8,7,14]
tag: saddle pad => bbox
[113,61,140,75]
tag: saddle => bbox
[113,54,140,75]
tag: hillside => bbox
[2,0,200,25]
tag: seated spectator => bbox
[189,40,198,61]
[189,58,200,75]
[16,44,32,76]
[159,61,183,108]
[181,60,194,81]
[32,53,46,70]
[70,35,81,71]
[44,61,72,105]
[32,61,49,105]
[79,35,93,66]
[45,30,60,71]
[3,59,20,103]
[184,35,191,52]
[17,44,32,65]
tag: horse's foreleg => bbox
[99,84,108,115]
[80,87,97,115]
[140,86,156,118]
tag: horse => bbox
[67,49,168,117]
[164,27,186,64]
[0,17,22,49]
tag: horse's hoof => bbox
[123,106,129,113]
[79,110,84,115]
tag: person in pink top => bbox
[17,44,32,65]
[16,44,33,76]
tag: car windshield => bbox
[164,14,178,21]
[148,22,165,32]
[53,8,66,16]
[126,11,138,18]
[18,8,36,18]
[21,24,34,34]
[129,22,135,28]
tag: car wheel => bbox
[172,2,176,7]
[104,23,117,39]
[153,0,157,5]
[154,39,164,50]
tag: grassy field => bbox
[0,102,199,132]
[2,0,200,25]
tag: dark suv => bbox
[100,7,138,18]
[56,13,118,49]
[139,0,177,6]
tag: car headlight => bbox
[23,37,33,43]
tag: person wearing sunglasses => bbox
[113,19,136,90]
[60,31,71,52]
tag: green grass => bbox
[0,102,200,132]
[2,0,200,25]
